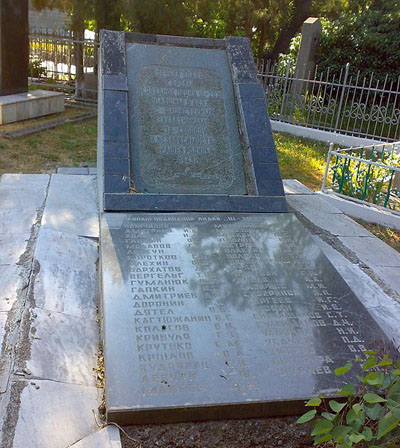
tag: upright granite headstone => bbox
[98,32,397,425]
[0,0,29,96]
[0,0,64,124]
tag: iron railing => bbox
[321,141,400,212]
[259,62,400,142]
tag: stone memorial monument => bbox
[97,31,397,425]
[0,0,64,124]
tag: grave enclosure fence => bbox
[28,31,400,139]
[29,30,98,103]
[258,61,400,142]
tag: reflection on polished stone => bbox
[101,212,396,424]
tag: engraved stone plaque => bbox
[101,212,396,424]
[126,44,247,195]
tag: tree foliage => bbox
[316,0,400,83]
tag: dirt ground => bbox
[120,416,313,448]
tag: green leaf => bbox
[352,403,363,414]
[329,400,347,413]
[296,409,316,424]
[335,362,353,376]
[361,427,373,441]
[364,372,385,386]
[387,380,400,403]
[313,433,332,444]
[349,433,365,443]
[365,350,378,356]
[346,408,357,425]
[377,356,392,367]
[321,412,336,421]
[338,383,356,396]
[363,393,387,403]
[377,413,400,440]
[311,419,334,436]
[366,403,383,420]
[305,397,321,407]
[332,425,351,442]
[393,369,400,375]
[336,443,352,448]
[362,356,378,371]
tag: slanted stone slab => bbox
[100,212,397,424]
[98,32,286,213]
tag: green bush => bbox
[297,350,400,447]
[316,0,400,83]
[29,59,46,79]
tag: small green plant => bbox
[29,58,46,79]
[296,350,400,447]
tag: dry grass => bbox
[355,219,400,253]
[0,110,97,177]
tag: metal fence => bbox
[29,31,98,81]
[321,141,400,212]
[258,63,400,142]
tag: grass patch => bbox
[274,132,329,191]
[355,219,400,253]
[0,114,97,177]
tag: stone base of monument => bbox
[0,90,64,124]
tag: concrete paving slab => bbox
[0,189,46,210]
[34,263,97,319]
[57,167,90,175]
[10,379,100,448]
[311,236,395,309]
[0,311,7,351]
[0,264,27,312]
[41,174,99,237]
[70,426,121,448]
[338,236,400,268]
[0,174,49,191]
[283,179,315,195]
[286,194,343,215]
[373,266,400,297]
[25,308,98,387]
[0,233,30,264]
[0,209,37,234]
[298,210,373,237]
[88,168,97,175]
[35,228,98,271]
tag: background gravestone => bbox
[0,0,29,96]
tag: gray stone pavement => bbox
[0,172,399,447]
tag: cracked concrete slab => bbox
[34,263,97,319]
[0,233,31,264]
[6,379,100,448]
[70,426,121,448]
[41,175,99,238]
[296,209,373,237]
[22,308,98,387]
[35,228,98,271]
[0,174,49,191]
[0,265,28,312]
[0,210,38,234]
[338,236,400,268]
[0,189,47,211]
[286,194,343,215]
[283,179,315,195]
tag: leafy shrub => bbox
[29,59,46,79]
[297,350,400,447]
[316,0,400,84]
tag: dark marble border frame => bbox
[98,31,287,212]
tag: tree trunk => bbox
[267,0,312,64]
[71,0,85,98]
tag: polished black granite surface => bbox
[101,212,395,424]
